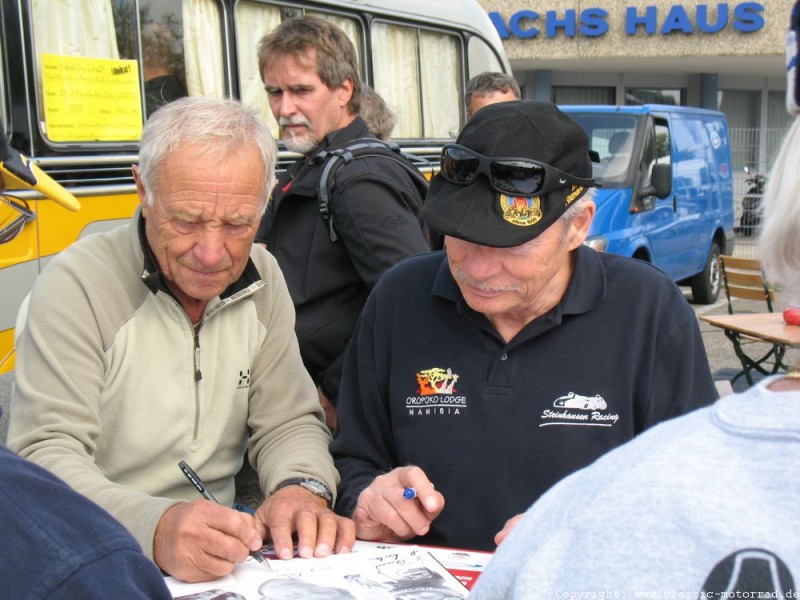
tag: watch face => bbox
[301,479,333,500]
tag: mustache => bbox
[278,117,312,128]
[452,267,521,293]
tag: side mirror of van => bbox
[640,163,671,199]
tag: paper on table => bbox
[352,540,494,591]
[166,544,470,599]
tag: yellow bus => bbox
[0,0,510,373]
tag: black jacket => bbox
[256,118,430,401]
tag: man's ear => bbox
[338,78,354,108]
[132,165,149,212]
[567,199,596,250]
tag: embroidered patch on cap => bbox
[500,194,543,227]
[565,185,585,205]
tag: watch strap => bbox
[273,477,333,507]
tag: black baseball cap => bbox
[423,100,595,248]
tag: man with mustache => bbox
[255,16,431,432]
[331,101,716,552]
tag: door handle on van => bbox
[672,195,677,212]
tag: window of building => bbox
[765,89,793,168]
[553,86,614,105]
[625,88,683,105]
[719,89,760,170]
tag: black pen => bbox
[178,460,269,568]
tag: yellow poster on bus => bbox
[41,54,142,142]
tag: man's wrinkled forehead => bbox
[264,47,318,75]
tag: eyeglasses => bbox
[439,144,595,197]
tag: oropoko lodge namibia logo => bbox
[407,367,466,418]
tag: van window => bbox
[636,117,671,210]
[372,22,461,139]
[567,113,638,186]
[672,117,708,191]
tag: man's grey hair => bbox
[758,116,800,300]
[464,72,521,109]
[137,97,277,206]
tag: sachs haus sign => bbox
[489,2,765,39]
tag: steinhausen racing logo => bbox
[406,367,465,417]
[539,391,619,427]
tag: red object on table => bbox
[784,306,800,326]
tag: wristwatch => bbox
[273,477,333,507]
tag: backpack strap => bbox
[313,138,430,243]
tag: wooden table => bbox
[700,312,800,384]
[700,313,800,347]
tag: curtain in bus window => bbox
[236,1,281,138]
[31,0,119,60]
[372,23,421,139]
[420,31,459,138]
[31,0,120,135]
[182,0,224,97]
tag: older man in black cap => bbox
[331,101,716,552]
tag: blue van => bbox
[560,104,735,304]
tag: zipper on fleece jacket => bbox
[193,328,202,443]
[194,330,202,382]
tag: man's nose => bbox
[279,93,299,117]
[463,246,501,279]
[193,226,227,266]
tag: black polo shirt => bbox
[332,246,716,551]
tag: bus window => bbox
[175,0,225,100]
[371,22,461,139]
[138,0,225,113]
[236,1,281,135]
[307,11,363,67]
[468,36,505,78]
[235,3,363,140]
[0,31,6,128]
[140,17,186,117]
[29,0,225,144]
[30,0,121,141]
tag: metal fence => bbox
[728,127,788,259]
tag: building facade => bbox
[480,0,795,220]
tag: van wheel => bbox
[690,243,720,304]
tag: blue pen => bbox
[178,460,269,568]
[403,487,417,500]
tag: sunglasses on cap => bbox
[439,144,595,197]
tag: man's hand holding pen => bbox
[351,465,445,543]
[154,499,264,583]
[163,461,355,582]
